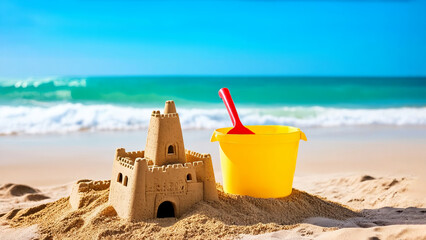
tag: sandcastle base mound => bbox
[1,180,359,239]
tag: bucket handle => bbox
[210,132,219,142]
[300,131,307,141]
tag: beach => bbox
[1,126,425,239]
[1,76,425,239]
[2,0,426,237]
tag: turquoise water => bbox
[0,76,425,135]
[1,76,425,107]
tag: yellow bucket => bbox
[211,125,307,198]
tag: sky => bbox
[0,0,425,77]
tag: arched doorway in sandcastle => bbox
[156,201,176,218]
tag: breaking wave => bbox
[0,77,87,88]
[1,104,425,135]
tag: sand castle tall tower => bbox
[145,101,186,166]
[107,101,218,222]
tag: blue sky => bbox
[0,0,425,77]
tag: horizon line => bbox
[1,75,426,80]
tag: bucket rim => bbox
[210,125,307,142]
[213,125,301,135]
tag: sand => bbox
[1,181,360,239]
[240,225,426,240]
[0,183,72,216]
[1,127,425,239]
[1,174,425,239]
[240,175,426,240]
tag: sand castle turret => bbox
[164,100,177,114]
[145,100,186,166]
[107,101,218,222]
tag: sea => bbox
[0,76,425,135]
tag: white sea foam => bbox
[0,77,86,88]
[0,104,425,135]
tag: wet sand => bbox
[1,127,425,186]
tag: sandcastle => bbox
[105,100,218,221]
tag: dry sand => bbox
[1,181,359,239]
[0,183,72,215]
[1,174,425,240]
[241,175,426,240]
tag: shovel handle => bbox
[219,88,242,127]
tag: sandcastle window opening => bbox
[157,201,175,218]
[186,173,192,181]
[117,173,123,183]
[123,176,128,186]
[167,145,175,155]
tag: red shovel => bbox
[219,88,255,135]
